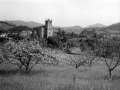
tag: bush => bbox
[47,37,62,48]
[61,36,68,43]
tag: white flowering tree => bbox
[2,38,58,71]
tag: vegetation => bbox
[1,38,58,71]
[1,35,120,90]
[94,37,120,78]
[47,36,62,48]
[1,21,120,89]
[79,35,120,78]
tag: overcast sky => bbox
[0,0,120,27]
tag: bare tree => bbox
[80,51,100,70]
[95,37,120,78]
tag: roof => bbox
[80,30,96,37]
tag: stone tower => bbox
[45,19,53,38]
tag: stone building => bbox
[34,19,54,38]
[80,29,96,38]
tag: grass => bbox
[1,62,120,90]
[0,43,120,90]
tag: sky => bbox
[0,0,120,27]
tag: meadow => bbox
[1,38,120,90]
[0,52,120,90]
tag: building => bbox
[34,19,54,38]
[97,30,120,39]
[80,29,96,38]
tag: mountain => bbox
[87,23,106,28]
[5,20,43,28]
[82,22,120,34]
[5,20,82,34]
[104,22,120,31]
[0,21,14,30]
[97,22,120,34]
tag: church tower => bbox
[45,19,53,38]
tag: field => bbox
[1,54,120,90]
[0,41,120,90]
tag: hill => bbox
[104,22,120,31]
[5,20,43,28]
[0,21,14,30]
[87,23,106,28]
[5,20,82,34]
[81,22,120,34]
[97,22,120,34]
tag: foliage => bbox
[9,26,30,32]
[94,37,120,78]
[8,26,31,40]
[47,36,62,48]
[57,29,63,38]
[80,38,96,52]
[80,36,120,78]
[2,38,57,71]
[19,31,32,38]
[61,36,68,43]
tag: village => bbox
[0,0,120,90]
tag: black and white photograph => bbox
[0,0,120,90]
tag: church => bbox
[34,19,54,38]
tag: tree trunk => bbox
[25,63,29,71]
[25,66,29,71]
[109,69,112,78]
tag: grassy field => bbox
[0,60,120,90]
[0,42,120,90]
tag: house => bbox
[80,29,96,38]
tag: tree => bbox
[79,51,100,70]
[57,28,63,38]
[61,30,66,36]
[47,36,62,48]
[3,38,58,71]
[94,37,120,78]
[61,36,68,43]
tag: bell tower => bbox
[45,19,53,38]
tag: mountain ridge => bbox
[5,20,43,28]
[5,20,83,33]
[3,20,120,34]
[86,23,106,28]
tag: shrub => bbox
[47,37,62,48]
